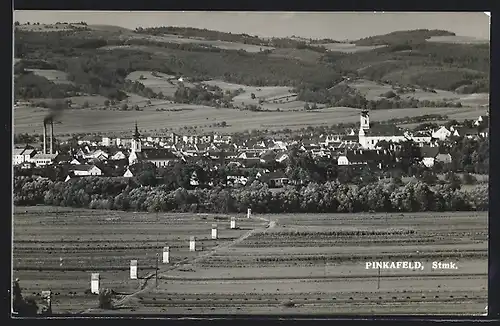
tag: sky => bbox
[13,11,490,41]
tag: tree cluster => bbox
[14,72,81,99]
[16,175,487,213]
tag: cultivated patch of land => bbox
[426,36,489,44]
[125,71,181,97]
[322,43,387,53]
[14,207,485,315]
[117,33,275,53]
[268,48,324,63]
[349,79,489,106]
[13,105,487,136]
[13,206,266,314]
[24,69,74,85]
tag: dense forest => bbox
[354,29,456,45]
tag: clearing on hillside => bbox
[350,79,489,106]
[202,80,294,105]
[125,71,182,98]
[426,36,489,44]
[268,48,324,63]
[321,43,387,53]
[118,34,274,53]
[25,69,74,85]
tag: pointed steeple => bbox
[133,121,141,140]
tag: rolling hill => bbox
[13,25,489,136]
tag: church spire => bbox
[133,121,141,139]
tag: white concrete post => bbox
[211,224,218,240]
[41,290,52,311]
[91,273,100,294]
[130,260,138,280]
[247,208,252,219]
[163,246,170,264]
[230,217,236,229]
[189,236,196,252]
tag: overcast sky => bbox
[14,11,490,41]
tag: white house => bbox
[30,153,59,167]
[110,151,127,161]
[13,148,37,166]
[227,175,248,186]
[190,171,200,186]
[70,158,84,165]
[419,146,440,168]
[84,149,108,161]
[474,115,489,127]
[101,137,112,147]
[276,153,289,163]
[431,126,451,141]
[69,164,102,176]
[123,168,134,178]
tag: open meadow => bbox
[426,36,489,44]
[13,104,487,136]
[349,79,489,106]
[116,34,275,53]
[321,43,387,53]
[24,69,74,85]
[13,206,487,315]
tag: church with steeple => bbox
[127,123,180,167]
[128,122,142,165]
[356,109,432,149]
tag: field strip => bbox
[153,273,488,282]
[80,215,275,313]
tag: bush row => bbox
[14,176,488,213]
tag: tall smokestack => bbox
[43,122,47,154]
[50,118,54,155]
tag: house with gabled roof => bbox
[68,164,102,176]
[239,157,262,168]
[213,133,232,144]
[337,149,394,169]
[474,115,489,127]
[419,146,440,168]
[452,127,480,139]
[258,170,290,188]
[195,143,210,154]
[83,149,108,161]
[260,150,277,163]
[431,126,452,141]
[13,147,37,166]
[226,174,248,187]
[30,153,60,167]
[109,150,127,161]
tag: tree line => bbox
[14,175,487,213]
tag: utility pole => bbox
[377,266,381,290]
[155,253,159,288]
[155,210,159,288]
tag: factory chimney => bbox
[43,121,47,154]
[50,118,54,155]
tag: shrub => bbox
[12,279,39,316]
[281,299,295,307]
[98,288,115,309]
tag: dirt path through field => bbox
[81,215,276,313]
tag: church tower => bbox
[360,109,370,130]
[131,122,142,153]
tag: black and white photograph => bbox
[12,11,490,316]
